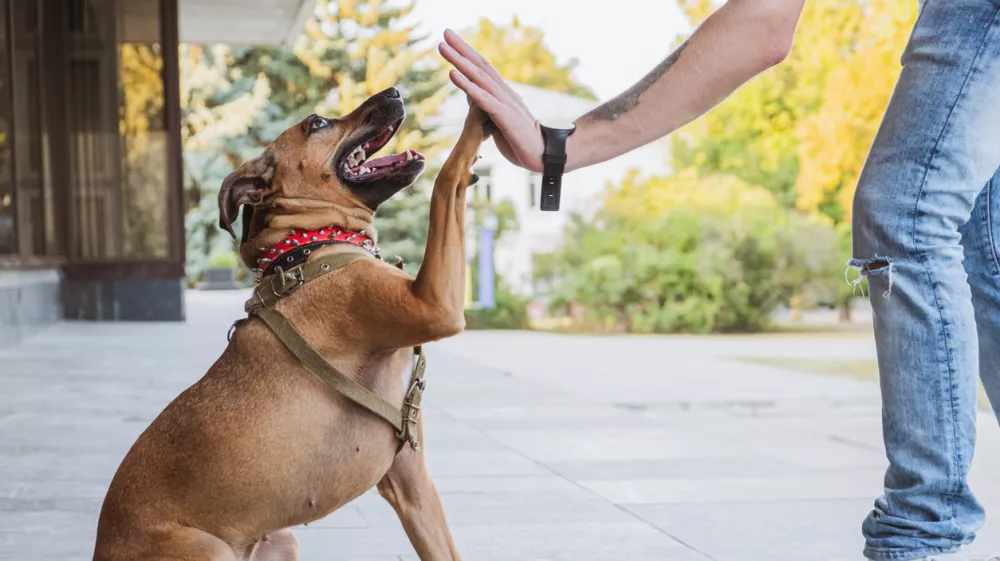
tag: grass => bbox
[736,357,993,411]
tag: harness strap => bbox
[254,306,405,433]
[239,250,425,452]
[247,252,368,314]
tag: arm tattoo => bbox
[579,40,690,123]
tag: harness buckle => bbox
[398,376,426,452]
[274,266,305,298]
[227,318,246,342]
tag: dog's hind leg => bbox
[248,529,298,561]
[95,525,240,561]
[377,412,461,561]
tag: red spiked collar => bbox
[254,226,380,282]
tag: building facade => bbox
[0,0,309,346]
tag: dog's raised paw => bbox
[481,118,497,139]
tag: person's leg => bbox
[961,169,1000,420]
[850,1,1000,559]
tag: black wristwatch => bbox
[539,121,576,211]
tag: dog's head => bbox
[218,87,426,263]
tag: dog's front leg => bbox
[346,104,493,349]
[408,103,493,334]
[376,411,458,561]
[371,105,492,561]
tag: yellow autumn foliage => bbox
[794,2,917,220]
[672,0,917,223]
[604,169,778,221]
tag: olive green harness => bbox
[239,252,426,452]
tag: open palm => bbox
[439,29,545,173]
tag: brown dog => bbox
[92,87,492,561]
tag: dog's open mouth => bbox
[339,118,425,183]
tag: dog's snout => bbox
[382,87,401,99]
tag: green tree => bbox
[536,0,915,329]
[461,17,596,100]
[181,0,451,280]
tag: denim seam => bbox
[986,177,1000,276]
[864,545,959,560]
[864,544,960,561]
[909,5,1000,525]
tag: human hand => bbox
[438,29,545,173]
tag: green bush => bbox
[534,173,846,333]
[464,279,531,330]
[208,251,240,269]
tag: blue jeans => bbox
[850,0,1000,559]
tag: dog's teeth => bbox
[406,150,413,161]
[353,146,364,160]
[360,166,370,174]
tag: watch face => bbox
[540,120,576,131]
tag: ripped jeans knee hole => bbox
[847,257,894,298]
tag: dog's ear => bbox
[218,154,275,241]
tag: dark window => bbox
[10,0,52,256]
[65,0,170,259]
[0,0,13,254]
[0,0,179,266]
[118,0,168,258]
[67,0,121,259]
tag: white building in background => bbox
[428,83,671,297]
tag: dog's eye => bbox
[310,117,330,133]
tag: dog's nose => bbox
[382,87,401,99]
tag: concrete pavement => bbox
[1,290,998,561]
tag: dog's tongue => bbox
[366,150,416,169]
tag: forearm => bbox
[566,0,804,172]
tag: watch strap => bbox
[539,124,575,211]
